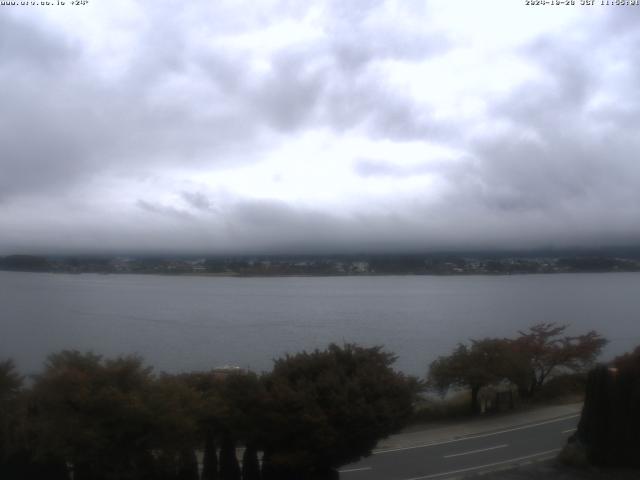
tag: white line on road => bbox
[402,448,561,480]
[562,428,577,434]
[443,444,508,459]
[338,466,372,474]
[374,414,579,455]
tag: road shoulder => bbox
[375,403,582,453]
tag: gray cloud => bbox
[0,2,446,202]
[354,158,445,177]
[2,3,640,253]
[437,18,640,225]
[181,191,218,213]
[136,200,193,220]
[0,15,74,70]
[250,48,327,131]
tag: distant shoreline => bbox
[2,253,639,277]
[2,269,639,278]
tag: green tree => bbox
[147,374,201,451]
[177,371,242,480]
[215,373,266,480]
[0,359,22,398]
[180,369,268,480]
[0,358,69,480]
[219,434,241,480]
[0,359,23,448]
[262,344,419,479]
[176,448,199,480]
[217,372,269,448]
[241,444,260,480]
[428,339,515,414]
[31,351,159,480]
[177,371,223,480]
[0,360,26,478]
[201,430,219,480]
[574,346,640,467]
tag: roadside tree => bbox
[261,343,420,479]
[513,323,607,397]
[428,339,515,414]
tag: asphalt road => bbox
[339,414,579,480]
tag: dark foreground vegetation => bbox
[484,344,640,479]
[1,324,633,479]
[0,344,419,480]
[563,345,640,469]
[479,461,640,480]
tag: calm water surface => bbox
[2,271,639,376]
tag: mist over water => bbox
[2,271,639,377]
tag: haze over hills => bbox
[3,247,640,276]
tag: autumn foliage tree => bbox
[428,323,608,413]
[428,339,516,414]
[513,323,608,397]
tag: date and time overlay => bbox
[526,0,640,5]
[1,0,640,7]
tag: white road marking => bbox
[402,448,561,480]
[338,466,372,473]
[443,443,508,458]
[562,428,577,434]
[374,414,579,455]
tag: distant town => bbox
[2,251,640,276]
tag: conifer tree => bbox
[219,434,241,480]
[177,448,199,480]
[201,431,219,480]
[241,444,260,480]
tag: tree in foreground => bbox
[201,430,219,480]
[569,345,640,467]
[31,351,165,480]
[176,448,199,480]
[261,343,420,479]
[0,360,26,479]
[219,433,241,480]
[0,360,23,445]
[1,358,69,480]
[428,323,608,413]
[29,352,207,480]
[0,359,22,399]
[214,372,266,480]
[241,444,261,480]
[181,368,267,480]
[428,338,516,414]
[513,323,608,397]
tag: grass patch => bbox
[409,391,471,424]
[558,442,590,469]
[533,373,586,404]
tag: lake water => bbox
[1,271,639,377]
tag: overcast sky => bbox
[1,0,639,254]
